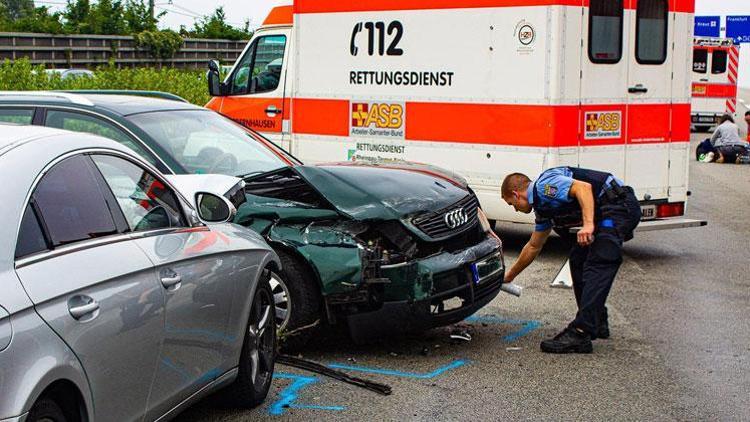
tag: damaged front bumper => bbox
[339,237,504,343]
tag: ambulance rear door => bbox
[218,28,292,150]
[579,0,629,179]
[624,0,674,201]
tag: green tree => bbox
[188,7,252,41]
[87,0,126,35]
[63,0,90,33]
[1,0,34,20]
[133,29,182,61]
[123,0,162,33]
[13,6,64,33]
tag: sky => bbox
[155,0,286,30]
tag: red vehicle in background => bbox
[691,37,740,132]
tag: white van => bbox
[207,0,697,229]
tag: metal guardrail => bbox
[0,32,248,69]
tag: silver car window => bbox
[30,155,119,247]
[91,154,187,232]
[15,204,49,259]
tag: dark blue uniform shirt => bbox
[528,167,624,232]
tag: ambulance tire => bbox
[276,250,322,351]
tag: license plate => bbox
[641,205,656,220]
[470,254,503,285]
[698,117,716,123]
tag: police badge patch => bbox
[543,184,558,198]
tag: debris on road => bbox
[449,328,472,343]
[277,355,392,396]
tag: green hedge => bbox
[0,58,210,105]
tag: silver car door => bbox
[89,154,240,417]
[14,154,165,422]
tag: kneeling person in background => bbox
[706,114,750,164]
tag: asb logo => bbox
[350,101,405,139]
[444,208,469,229]
[351,103,403,129]
[584,111,622,140]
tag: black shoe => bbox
[540,328,593,354]
[596,324,610,340]
[593,308,610,340]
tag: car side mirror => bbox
[196,192,235,223]
[207,59,225,97]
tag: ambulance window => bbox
[635,0,669,65]
[229,41,257,95]
[588,0,624,64]
[693,49,708,74]
[229,35,287,95]
[712,50,728,74]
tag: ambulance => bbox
[690,37,740,132]
[206,0,698,230]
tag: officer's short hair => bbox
[502,173,531,198]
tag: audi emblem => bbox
[444,207,469,229]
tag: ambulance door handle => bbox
[265,105,282,117]
[628,84,648,94]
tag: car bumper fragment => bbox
[343,237,504,343]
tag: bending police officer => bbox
[501,167,641,353]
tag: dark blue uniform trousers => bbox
[568,188,641,335]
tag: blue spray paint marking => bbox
[267,361,466,415]
[465,315,542,342]
[268,373,345,416]
[327,359,467,379]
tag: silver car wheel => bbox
[247,290,274,387]
[269,273,291,330]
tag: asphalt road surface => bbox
[181,129,749,421]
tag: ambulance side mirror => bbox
[207,60,225,97]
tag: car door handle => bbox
[161,275,182,289]
[69,301,100,320]
[265,106,282,116]
[628,85,648,94]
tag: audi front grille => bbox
[412,194,480,240]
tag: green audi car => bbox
[0,91,505,346]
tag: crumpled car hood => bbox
[294,161,470,221]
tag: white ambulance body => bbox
[690,37,740,131]
[207,0,695,226]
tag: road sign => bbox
[695,16,721,38]
[726,16,750,44]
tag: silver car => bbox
[0,125,279,421]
